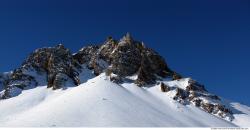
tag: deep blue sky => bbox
[0,0,249,105]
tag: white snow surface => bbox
[0,73,249,127]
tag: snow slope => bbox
[0,73,249,127]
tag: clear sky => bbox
[0,0,249,105]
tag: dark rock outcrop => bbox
[135,66,156,86]
[23,44,80,90]
[170,79,233,120]
[172,72,182,80]
[173,88,189,102]
[186,80,207,92]
[160,82,170,92]
[0,69,37,99]
[0,34,235,122]
[135,47,172,86]
[73,45,99,65]
[8,69,38,90]
[45,44,80,89]
[110,37,142,76]
[74,33,174,86]
[1,33,175,99]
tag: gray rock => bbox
[1,34,175,98]
[23,44,80,90]
[52,73,69,90]
[111,40,142,76]
[73,34,174,86]
[73,45,99,64]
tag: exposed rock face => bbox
[162,79,234,121]
[8,69,38,90]
[136,47,172,86]
[23,44,80,90]
[73,45,99,65]
[88,55,109,76]
[160,82,170,92]
[0,70,37,99]
[186,80,207,92]
[111,38,142,76]
[172,72,182,80]
[173,88,190,105]
[98,37,117,63]
[142,48,171,77]
[74,33,174,86]
[1,33,174,99]
[45,44,80,89]
[136,66,156,86]
[52,73,69,89]
[0,34,236,122]
[0,44,84,99]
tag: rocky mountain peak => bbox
[0,34,174,98]
[120,32,134,44]
[0,34,236,122]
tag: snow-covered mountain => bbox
[0,33,249,127]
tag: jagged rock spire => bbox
[121,32,133,44]
[141,42,146,48]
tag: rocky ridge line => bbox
[0,33,233,121]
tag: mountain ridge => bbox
[0,33,249,127]
[0,33,175,97]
